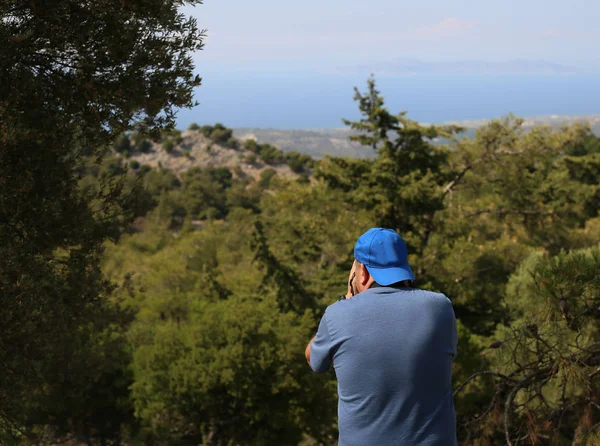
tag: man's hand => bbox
[346,261,357,298]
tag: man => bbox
[305,228,458,446]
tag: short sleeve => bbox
[310,312,334,373]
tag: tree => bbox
[259,167,277,188]
[455,248,600,444]
[285,150,313,173]
[102,225,337,445]
[114,133,132,153]
[258,143,285,164]
[0,0,205,441]
[162,139,175,153]
[322,75,462,254]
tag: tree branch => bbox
[453,370,517,397]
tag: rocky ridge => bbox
[115,129,300,180]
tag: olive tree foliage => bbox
[1,0,205,142]
[0,0,205,441]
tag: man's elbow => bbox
[305,335,316,366]
[304,342,311,365]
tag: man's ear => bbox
[360,263,370,285]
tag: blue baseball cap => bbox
[354,228,415,286]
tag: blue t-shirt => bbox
[310,287,458,446]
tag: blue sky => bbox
[186,0,600,72]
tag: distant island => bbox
[234,114,600,158]
[337,58,581,75]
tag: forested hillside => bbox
[2,2,600,445]
[59,79,600,445]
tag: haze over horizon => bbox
[186,0,600,72]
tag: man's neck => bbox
[369,280,412,289]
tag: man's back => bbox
[310,286,457,446]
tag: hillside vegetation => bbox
[69,79,600,445]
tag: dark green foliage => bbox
[179,167,233,220]
[566,133,600,156]
[129,160,140,170]
[1,0,205,441]
[137,139,153,153]
[285,150,313,173]
[114,133,132,153]
[209,166,233,189]
[245,153,257,164]
[226,182,262,213]
[226,136,240,149]
[259,168,277,188]
[296,172,310,184]
[142,168,181,198]
[243,138,259,152]
[162,139,175,153]
[258,143,285,164]
[187,122,201,131]
[205,123,239,149]
[209,127,232,144]
[200,124,214,136]
[460,248,600,444]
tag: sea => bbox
[175,72,600,129]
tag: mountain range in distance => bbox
[233,114,600,159]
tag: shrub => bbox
[210,127,233,145]
[138,140,153,153]
[200,125,213,137]
[184,150,191,158]
[226,137,239,149]
[245,153,257,164]
[209,167,233,189]
[243,139,258,153]
[140,164,152,174]
[259,168,277,188]
[129,160,140,170]
[284,151,312,173]
[113,133,131,153]
[258,144,284,164]
[296,173,310,184]
[162,140,175,153]
[188,122,200,131]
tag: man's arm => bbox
[305,263,355,370]
[305,313,335,373]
